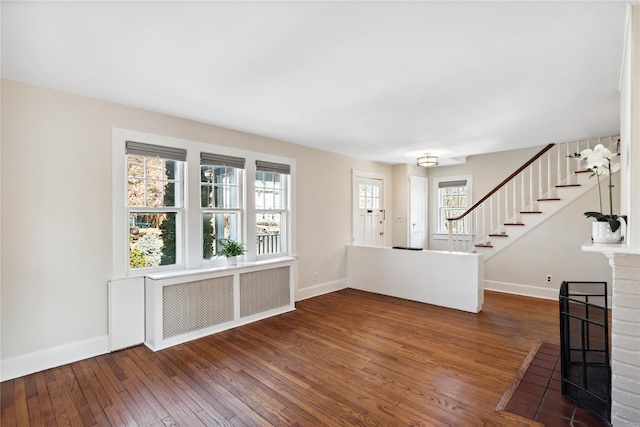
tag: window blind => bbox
[200,152,246,169]
[438,179,467,189]
[255,160,290,175]
[126,141,187,162]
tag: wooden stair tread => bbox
[575,170,591,174]
[504,223,525,226]
[538,198,561,201]
[489,233,509,237]
[474,244,493,248]
[520,211,542,214]
[555,184,580,188]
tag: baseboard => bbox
[1,335,109,382]
[484,280,559,300]
[297,279,348,301]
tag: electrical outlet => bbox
[314,272,318,282]
[546,275,552,284]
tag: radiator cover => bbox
[145,259,296,351]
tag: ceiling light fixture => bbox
[417,153,438,167]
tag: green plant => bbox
[217,239,245,258]
[129,247,147,269]
[569,143,627,232]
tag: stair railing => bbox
[447,136,618,252]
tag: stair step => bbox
[556,184,581,188]
[474,244,493,248]
[576,170,591,174]
[489,233,509,237]
[520,211,542,214]
[538,198,561,201]
[504,223,525,226]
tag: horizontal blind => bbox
[438,180,467,189]
[255,160,291,175]
[200,152,245,169]
[126,141,186,162]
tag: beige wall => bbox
[0,79,393,362]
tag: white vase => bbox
[592,222,621,244]
[226,256,237,266]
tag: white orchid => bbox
[569,142,627,232]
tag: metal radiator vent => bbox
[162,275,234,339]
[240,266,290,318]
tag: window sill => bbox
[145,256,297,280]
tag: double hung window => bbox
[255,161,290,256]
[126,141,185,270]
[437,179,469,234]
[200,153,245,261]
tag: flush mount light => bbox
[417,153,438,167]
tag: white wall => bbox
[0,79,393,375]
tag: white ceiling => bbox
[1,1,629,165]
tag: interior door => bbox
[354,177,384,246]
[409,175,428,249]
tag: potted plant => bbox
[569,143,627,243]
[218,238,246,266]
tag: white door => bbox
[354,176,385,246]
[409,175,428,249]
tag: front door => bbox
[354,176,384,246]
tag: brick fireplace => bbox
[608,253,640,426]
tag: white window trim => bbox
[112,128,296,279]
[431,174,473,240]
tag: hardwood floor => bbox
[1,289,560,426]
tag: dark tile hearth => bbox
[499,342,610,427]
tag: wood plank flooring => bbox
[1,289,560,426]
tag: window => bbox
[436,178,470,234]
[126,141,185,271]
[255,161,290,256]
[200,153,245,262]
[113,129,295,277]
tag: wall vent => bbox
[240,266,290,317]
[162,275,234,339]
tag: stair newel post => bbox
[565,141,571,184]
[448,222,453,252]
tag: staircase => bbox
[447,135,619,260]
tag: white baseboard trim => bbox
[1,335,109,382]
[484,280,559,301]
[297,279,348,301]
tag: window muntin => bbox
[358,183,380,209]
[127,154,183,270]
[200,164,243,262]
[255,170,288,256]
[438,181,469,233]
[200,165,240,209]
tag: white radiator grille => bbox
[162,275,234,339]
[240,266,290,318]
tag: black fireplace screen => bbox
[559,281,611,423]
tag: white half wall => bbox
[347,245,483,313]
